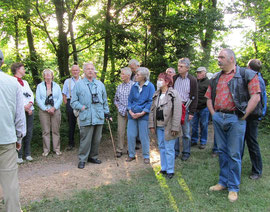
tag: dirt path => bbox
[0,125,214,206]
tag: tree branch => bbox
[69,37,104,55]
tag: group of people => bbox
[0,48,267,211]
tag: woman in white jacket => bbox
[11,63,34,163]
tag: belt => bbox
[216,110,237,114]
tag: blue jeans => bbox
[212,112,246,192]
[212,134,219,153]
[127,119,150,159]
[191,107,209,145]
[156,127,176,174]
[175,111,191,157]
[244,118,262,175]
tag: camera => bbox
[92,93,99,104]
[156,107,164,121]
[23,92,31,98]
[45,94,54,106]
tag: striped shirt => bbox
[174,73,190,103]
[114,81,134,116]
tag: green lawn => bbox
[23,128,270,212]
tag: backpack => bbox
[239,68,267,119]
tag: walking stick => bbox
[106,119,119,167]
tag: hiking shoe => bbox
[144,158,150,164]
[42,152,49,157]
[228,191,238,202]
[116,152,122,158]
[126,157,136,162]
[26,156,33,161]
[181,154,189,161]
[17,158,24,164]
[209,184,226,191]
[249,174,261,180]
[199,144,206,149]
[56,151,62,156]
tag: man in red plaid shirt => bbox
[205,49,260,202]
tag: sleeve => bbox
[54,83,63,110]
[24,81,34,104]
[36,83,47,111]
[248,75,261,95]
[62,79,68,96]
[171,92,182,132]
[148,94,156,129]
[142,83,155,113]
[15,84,26,143]
[205,85,212,99]
[127,85,134,111]
[70,83,84,110]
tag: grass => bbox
[23,127,270,212]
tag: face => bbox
[84,64,96,79]
[135,71,145,82]
[44,71,53,81]
[217,50,232,70]
[71,65,80,78]
[196,71,206,80]
[129,63,139,74]
[157,78,168,88]
[17,66,26,77]
[166,68,175,77]
[120,70,130,82]
[178,63,189,75]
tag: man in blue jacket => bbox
[71,62,110,169]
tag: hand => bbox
[171,131,178,136]
[188,115,194,121]
[81,105,86,111]
[150,128,155,135]
[105,113,112,121]
[27,109,33,116]
[24,103,32,111]
[16,142,21,151]
[47,107,55,115]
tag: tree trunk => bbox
[14,15,20,61]
[101,0,112,83]
[53,0,70,80]
[70,24,78,64]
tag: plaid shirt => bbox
[114,81,134,116]
[205,69,260,111]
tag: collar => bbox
[72,76,81,81]
[135,80,149,87]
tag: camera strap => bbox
[45,82,53,97]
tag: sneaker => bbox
[26,156,33,161]
[116,152,122,158]
[209,184,226,191]
[42,152,49,157]
[228,191,238,202]
[17,158,24,164]
[56,151,62,156]
[144,158,150,164]
[249,174,261,180]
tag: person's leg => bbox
[51,109,61,153]
[39,110,51,154]
[79,126,94,162]
[245,119,262,176]
[67,99,77,147]
[174,137,180,157]
[89,125,103,159]
[164,138,176,174]
[191,112,199,145]
[127,119,138,158]
[182,111,191,157]
[212,112,228,188]
[199,107,210,145]
[24,112,34,157]
[225,114,246,192]
[0,143,21,212]
[156,127,167,171]
[138,119,150,159]
[117,113,127,153]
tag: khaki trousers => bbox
[0,143,21,212]
[39,109,61,153]
[79,125,103,162]
[117,112,128,153]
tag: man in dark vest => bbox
[205,49,260,202]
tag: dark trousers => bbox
[18,112,34,158]
[244,118,262,175]
[67,99,77,147]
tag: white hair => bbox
[178,58,191,69]
[42,69,54,79]
[166,67,175,74]
[197,67,207,72]
[128,59,140,66]
[83,62,96,71]
[121,67,132,76]
[137,67,150,81]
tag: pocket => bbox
[96,110,104,120]
[79,110,87,121]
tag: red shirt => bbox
[205,70,260,111]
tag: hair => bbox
[158,72,173,87]
[42,69,54,79]
[83,62,96,71]
[222,48,236,64]
[128,59,140,66]
[121,67,132,76]
[71,64,80,71]
[137,67,150,81]
[247,59,262,72]
[178,58,191,69]
[166,67,175,74]
[11,62,24,75]
[197,67,207,72]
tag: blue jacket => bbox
[36,81,63,111]
[127,81,155,121]
[71,77,110,126]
